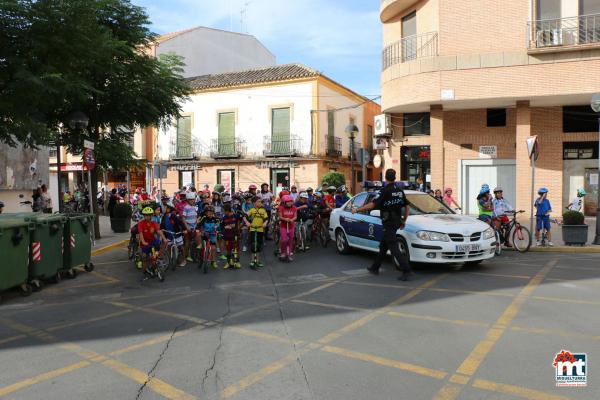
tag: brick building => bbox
[156,64,381,195]
[380,0,600,216]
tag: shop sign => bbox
[256,161,298,169]
[50,163,84,172]
[373,154,382,168]
[169,164,203,171]
[479,145,497,159]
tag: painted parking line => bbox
[472,379,572,400]
[0,361,92,397]
[431,259,557,400]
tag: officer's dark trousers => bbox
[371,223,410,273]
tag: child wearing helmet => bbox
[182,191,200,262]
[534,188,553,246]
[567,188,586,212]
[160,203,186,267]
[221,202,242,269]
[324,186,336,210]
[477,186,494,223]
[442,188,461,210]
[335,186,351,208]
[138,206,167,274]
[278,195,297,262]
[243,197,269,269]
[198,205,220,269]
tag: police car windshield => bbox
[406,194,453,215]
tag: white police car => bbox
[329,190,496,266]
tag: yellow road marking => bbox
[319,274,447,345]
[220,348,313,399]
[472,379,572,400]
[530,295,600,306]
[291,299,365,312]
[342,280,516,298]
[227,326,304,346]
[0,333,26,345]
[465,271,532,280]
[91,239,129,256]
[511,325,600,341]
[89,270,120,282]
[387,311,491,328]
[432,260,557,400]
[101,358,197,400]
[47,310,132,332]
[448,374,470,385]
[109,324,207,357]
[0,361,91,397]
[108,301,206,324]
[322,345,447,379]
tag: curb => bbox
[505,246,600,254]
[91,239,129,257]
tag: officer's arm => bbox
[354,201,375,214]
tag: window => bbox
[218,112,235,154]
[272,108,290,139]
[403,113,430,136]
[536,0,561,20]
[49,148,57,158]
[563,106,600,133]
[402,11,417,61]
[345,192,368,212]
[487,108,506,127]
[563,142,598,159]
[327,110,335,137]
[176,115,192,157]
[580,0,600,15]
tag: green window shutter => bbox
[272,108,290,154]
[176,116,192,158]
[218,112,235,154]
[327,110,335,137]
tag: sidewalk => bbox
[519,217,600,253]
[93,215,129,253]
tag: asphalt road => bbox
[0,240,599,400]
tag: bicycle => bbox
[296,218,309,252]
[163,230,184,271]
[498,210,532,253]
[198,228,218,274]
[271,213,281,256]
[127,228,141,269]
[312,212,330,248]
[141,247,167,283]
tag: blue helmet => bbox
[481,183,490,191]
[538,187,548,194]
[479,188,490,196]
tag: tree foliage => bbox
[321,172,346,188]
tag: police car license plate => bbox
[455,244,480,253]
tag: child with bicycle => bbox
[221,201,242,269]
[295,192,315,249]
[492,187,513,247]
[534,187,553,246]
[198,205,220,269]
[278,195,297,262]
[160,203,186,267]
[138,207,168,276]
[244,197,269,269]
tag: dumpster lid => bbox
[0,212,65,223]
[64,213,95,221]
[0,218,32,229]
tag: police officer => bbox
[352,168,413,281]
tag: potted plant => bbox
[561,210,588,246]
[110,203,132,233]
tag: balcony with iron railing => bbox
[326,136,342,157]
[169,137,203,160]
[209,138,246,159]
[263,135,303,157]
[528,13,600,50]
[382,31,438,70]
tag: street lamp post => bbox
[345,124,359,195]
[590,94,600,245]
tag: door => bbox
[461,160,516,215]
[340,192,368,245]
[217,169,235,196]
[218,112,235,155]
[402,11,417,61]
[176,115,192,158]
[584,168,599,216]
[272,108,291,154]
[271,169,289,197]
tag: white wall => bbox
[158,81,314,160]
[317,82,365,156]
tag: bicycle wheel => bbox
[494,230,502,256]
[318,223,328,247]
[169,245,178,271]
[127,238,137,260]
[300,225,307,251]
[511,224,531,253]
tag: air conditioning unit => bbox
[374,137,389,150]
[537,28,563,47]
[374,114,392,137]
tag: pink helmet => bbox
[282,195,293,203]
[444,187,453,194]
[248,184,257,190]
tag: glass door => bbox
[271,168,290,197]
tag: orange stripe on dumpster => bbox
[32,242,41,262]
[70,234,75,248]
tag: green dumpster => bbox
[1,213,68,287]
[0,218,34,298]
[63,214,95,273]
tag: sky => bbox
[135,0,382,99]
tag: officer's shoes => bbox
[367,266,379,275]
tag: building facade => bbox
[156,64,381,195]
[380,0,600,216]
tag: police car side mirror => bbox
[370,210,380,218]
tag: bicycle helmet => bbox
[493,187,503,193]
[314,191,323,198]
[444,187,452,194]
[142,207,154,215]
[282,195,293,203]
[479,188,490,196]
[481,183,490,191]
[185,192,196,200]
[577,188,587,196]
[538,187,548,194]
[306,187,313,192]
[278,190,290,198]
[300,193,309,199]
[248,184,257,190]
[327,186,336,192]
[339,185,347,193]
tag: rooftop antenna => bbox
[240,1,251,33]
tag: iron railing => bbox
[528,13,600,49]
[382,31,438,70]
[348,141,361,161]
[170,137,203,160]
[263,135,303,157]
[326,136,342,157]
[209,138,246,159]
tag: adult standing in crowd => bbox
[32,187,44,212]
[41,184,52,213]
[352,169,413,281]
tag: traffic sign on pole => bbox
[83,140,95,150]
[83,148,96,170]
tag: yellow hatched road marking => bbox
[108,301,207,324]
[472,379,572,400]
[322,345,447,380]
[0,361,91,397]
[47,310,132,332]
[432,260,557,400]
